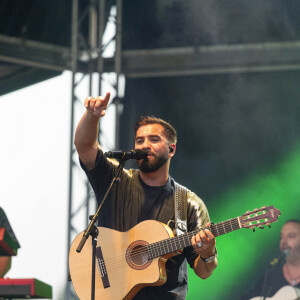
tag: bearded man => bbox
[74,92,217,300]
[240,220,300,300]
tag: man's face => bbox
[280,222,300,262]
[134,124,171,173]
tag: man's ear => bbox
[169,144,176,156]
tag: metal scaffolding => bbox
[66,0,123,299]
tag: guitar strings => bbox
[85,215,270,272]
[76,212,269,272]
[89,220,240,269]
[90,226,224,272]
[82,218,263,274]
[103,220,240,265]
[109,217,237,264]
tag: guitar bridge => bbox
[96,246,110,288]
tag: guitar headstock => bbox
[239,206,281,230]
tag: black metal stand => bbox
[90,225,99,300]
[75,157,127,300]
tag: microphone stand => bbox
[75,156,127,300]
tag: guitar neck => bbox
[147,217,241,259]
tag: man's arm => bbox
[74,93,110,170]
[191,223,218,279]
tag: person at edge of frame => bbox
[239,219,300,300]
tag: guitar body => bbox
[69,220,176,300]
[69,205,281,300]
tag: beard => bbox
[136,152,169,173]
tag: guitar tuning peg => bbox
[268,225,271,228]
[253,228,256,232]
[259,225,264,229]
[246,210,250,213]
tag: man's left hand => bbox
[191,222,216,257]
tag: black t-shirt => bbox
[140,176,173,221]
[80,150,210,300]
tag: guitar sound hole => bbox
[126,240,152,270]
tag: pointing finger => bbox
[103,92,110,105]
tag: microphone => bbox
[269,249,290,266]
[104,149,148,160]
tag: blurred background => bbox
[1,0,300,299]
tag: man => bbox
[74,92,217,299]
[240,220,300,300]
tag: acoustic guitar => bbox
[69,205,281,300]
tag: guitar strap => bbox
[174,182,188,236]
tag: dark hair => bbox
[134,116,177,144]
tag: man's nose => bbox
[141,140,151,149]
[280,238,287,248]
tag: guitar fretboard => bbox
[147,217,240,260]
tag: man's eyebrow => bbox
[149,134,161,138]
[135,134,161,139]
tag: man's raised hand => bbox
[84,92,110,118]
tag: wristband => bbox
[200,249,217,263]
